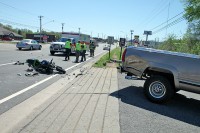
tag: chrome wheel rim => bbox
[149,81,166,98]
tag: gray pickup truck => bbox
[119,46,200,103]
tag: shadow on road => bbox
[110,86,200,127]
[49,53,89,57]
[49,53,66,57]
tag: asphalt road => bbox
[117,72,200,133]
[0,42,114,114]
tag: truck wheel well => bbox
[144,69,175,88]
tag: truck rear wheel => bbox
[144,76,174,103]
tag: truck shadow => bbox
[110,86,200,127]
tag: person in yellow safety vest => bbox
[80,41,87,62]
[65,39,71,61]
[75,41,81,63]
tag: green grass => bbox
[93,47,124,68]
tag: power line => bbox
[137,1,170,29]
[135,0,168,28]
[150,11,185,31]
[153,16,185,34]
[0,1,97,35]
[0,10,39,24]
[0,18,54,32]
[166,2,171,36]
[0,19,39,29]
[0,1,38,16]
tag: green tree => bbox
[158,34,190,53]
[180,0,200,55]
[18,29,22,35]
[183,0,200,22]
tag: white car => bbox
[16,39,42,50]
[103,45,110,50]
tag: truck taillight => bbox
[122,49,127,62]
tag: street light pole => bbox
[130,30,134,45]
[78,28,80,34]
[62,23,65,33]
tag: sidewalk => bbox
[0,62,120,133]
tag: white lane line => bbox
[0,51,105,105]
[0,62,15,67]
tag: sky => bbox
[0,0,188,41]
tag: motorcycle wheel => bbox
[46,68,53,74]
[56,66,66,74]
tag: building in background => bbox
[0,26,23,41]
[26,34,56,43]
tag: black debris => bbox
[14,61,24,65]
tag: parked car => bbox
[16,39,42,50]
[2,37,14,41]
[103,45,110,50]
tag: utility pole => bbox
[39,16,43,43]
[166,2,170,36]
[91,31,92,37]
[130,30,134,45]
[78,28,80,34]
[62,23,65,33]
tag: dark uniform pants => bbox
[75,50,80,63]
[90,49,94,57]
[81,50,86,61]
[65,48,71,60]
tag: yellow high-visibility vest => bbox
[76,43,81,51]
[65,41,71,48]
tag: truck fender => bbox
[145,62,180,89]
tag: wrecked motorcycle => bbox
[26,58,66,74]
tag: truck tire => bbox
[144,76,174,103]
[50,51,55,55]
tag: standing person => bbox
[75,41,81,63]
[65,39,71,61]
[80,41,86,62]
[89,41,93,57]
[89,42,95,57]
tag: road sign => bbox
[107,36,114,44]
[144,31,152,41]
[119,38,126,47]
[144,31,152,35]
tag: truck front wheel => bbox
[144,76,174,103]
[50,51,55,55]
